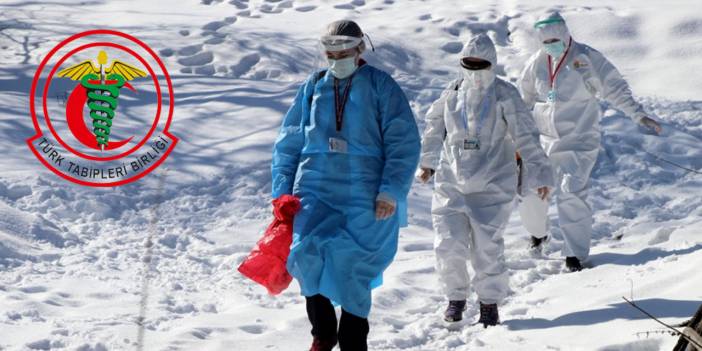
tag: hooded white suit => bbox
[421,34,553,303]
[518,12,648,260]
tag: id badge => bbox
[329,137,348,153]
[463,139,480,150]
[547,90,557,103]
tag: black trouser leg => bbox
[338,309,369,351]
[305,294,338,341]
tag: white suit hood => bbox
[461,33,497,67]
[460,34,497,90]
[535,11,571,44]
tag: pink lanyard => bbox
[547,37,573,89]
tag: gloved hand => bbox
[537,186,550,200]
[418,167,435,184]
[640,116,662,135]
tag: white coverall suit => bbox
[518,12,649,261]
[421,34,554,303]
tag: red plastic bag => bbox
[237,195,301,295]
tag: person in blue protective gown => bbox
[271,20,420,351]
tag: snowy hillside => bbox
[1,0,701,350]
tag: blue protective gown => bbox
[271,63,420,318]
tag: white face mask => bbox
[544,40,566,57]
[462,68,495,89]
[327,56,358,79]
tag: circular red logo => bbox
[27,29,177,187]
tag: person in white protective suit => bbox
[418,33,554,326]
[517,11,662,272]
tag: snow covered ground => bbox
[1,0,701,350]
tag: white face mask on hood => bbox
[462,68,495,90]
[459,34,498,90]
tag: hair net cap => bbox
[326,20,364,38]
[461,33,497,67]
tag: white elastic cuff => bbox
[419,156,438,171]
[376,192,397,207]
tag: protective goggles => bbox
[320,35,363,52]
[460,57,491,70]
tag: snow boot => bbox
[309,337,337,351]
[565,256,583,272]
[478,303,500,328]
[443,300,467,322]
[529,235,548,251]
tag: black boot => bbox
[338,309,368,351]
[443,300,467,322]
[310,337,337,351]
[478,303,500,328]
[306,295,338,351]
[529,235,548,251]
[565,256,583,272]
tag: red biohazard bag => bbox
[237,194,301,295]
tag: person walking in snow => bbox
[517,11,662,272]
[271,20,420,351]
[418,33,553,326]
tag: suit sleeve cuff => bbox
[376,192,397,207]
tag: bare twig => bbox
[643,150,702,175]
[622,297,702,350]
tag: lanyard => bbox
[333,76,354,132]
[547,37,573,89]
[460,84,494,138]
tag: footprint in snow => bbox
[229,0,249,9]
[202,16,237,32]
[178,52,214,69]
[19,286,48,294]
[334,3,355,10]
[295,5,316,12]
[191,327,213,340]
[229,53,261,78]
[259,3,284,14]
[177,44,203,56]
[239,324,266,334]
[204,37,226,45]
[440,41,463,54]
[159,48,174,57]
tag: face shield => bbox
[316,34,370,79]
[320,35,363,52]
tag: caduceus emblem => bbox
[58,50,148,151]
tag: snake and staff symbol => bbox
[58,50,148,151]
